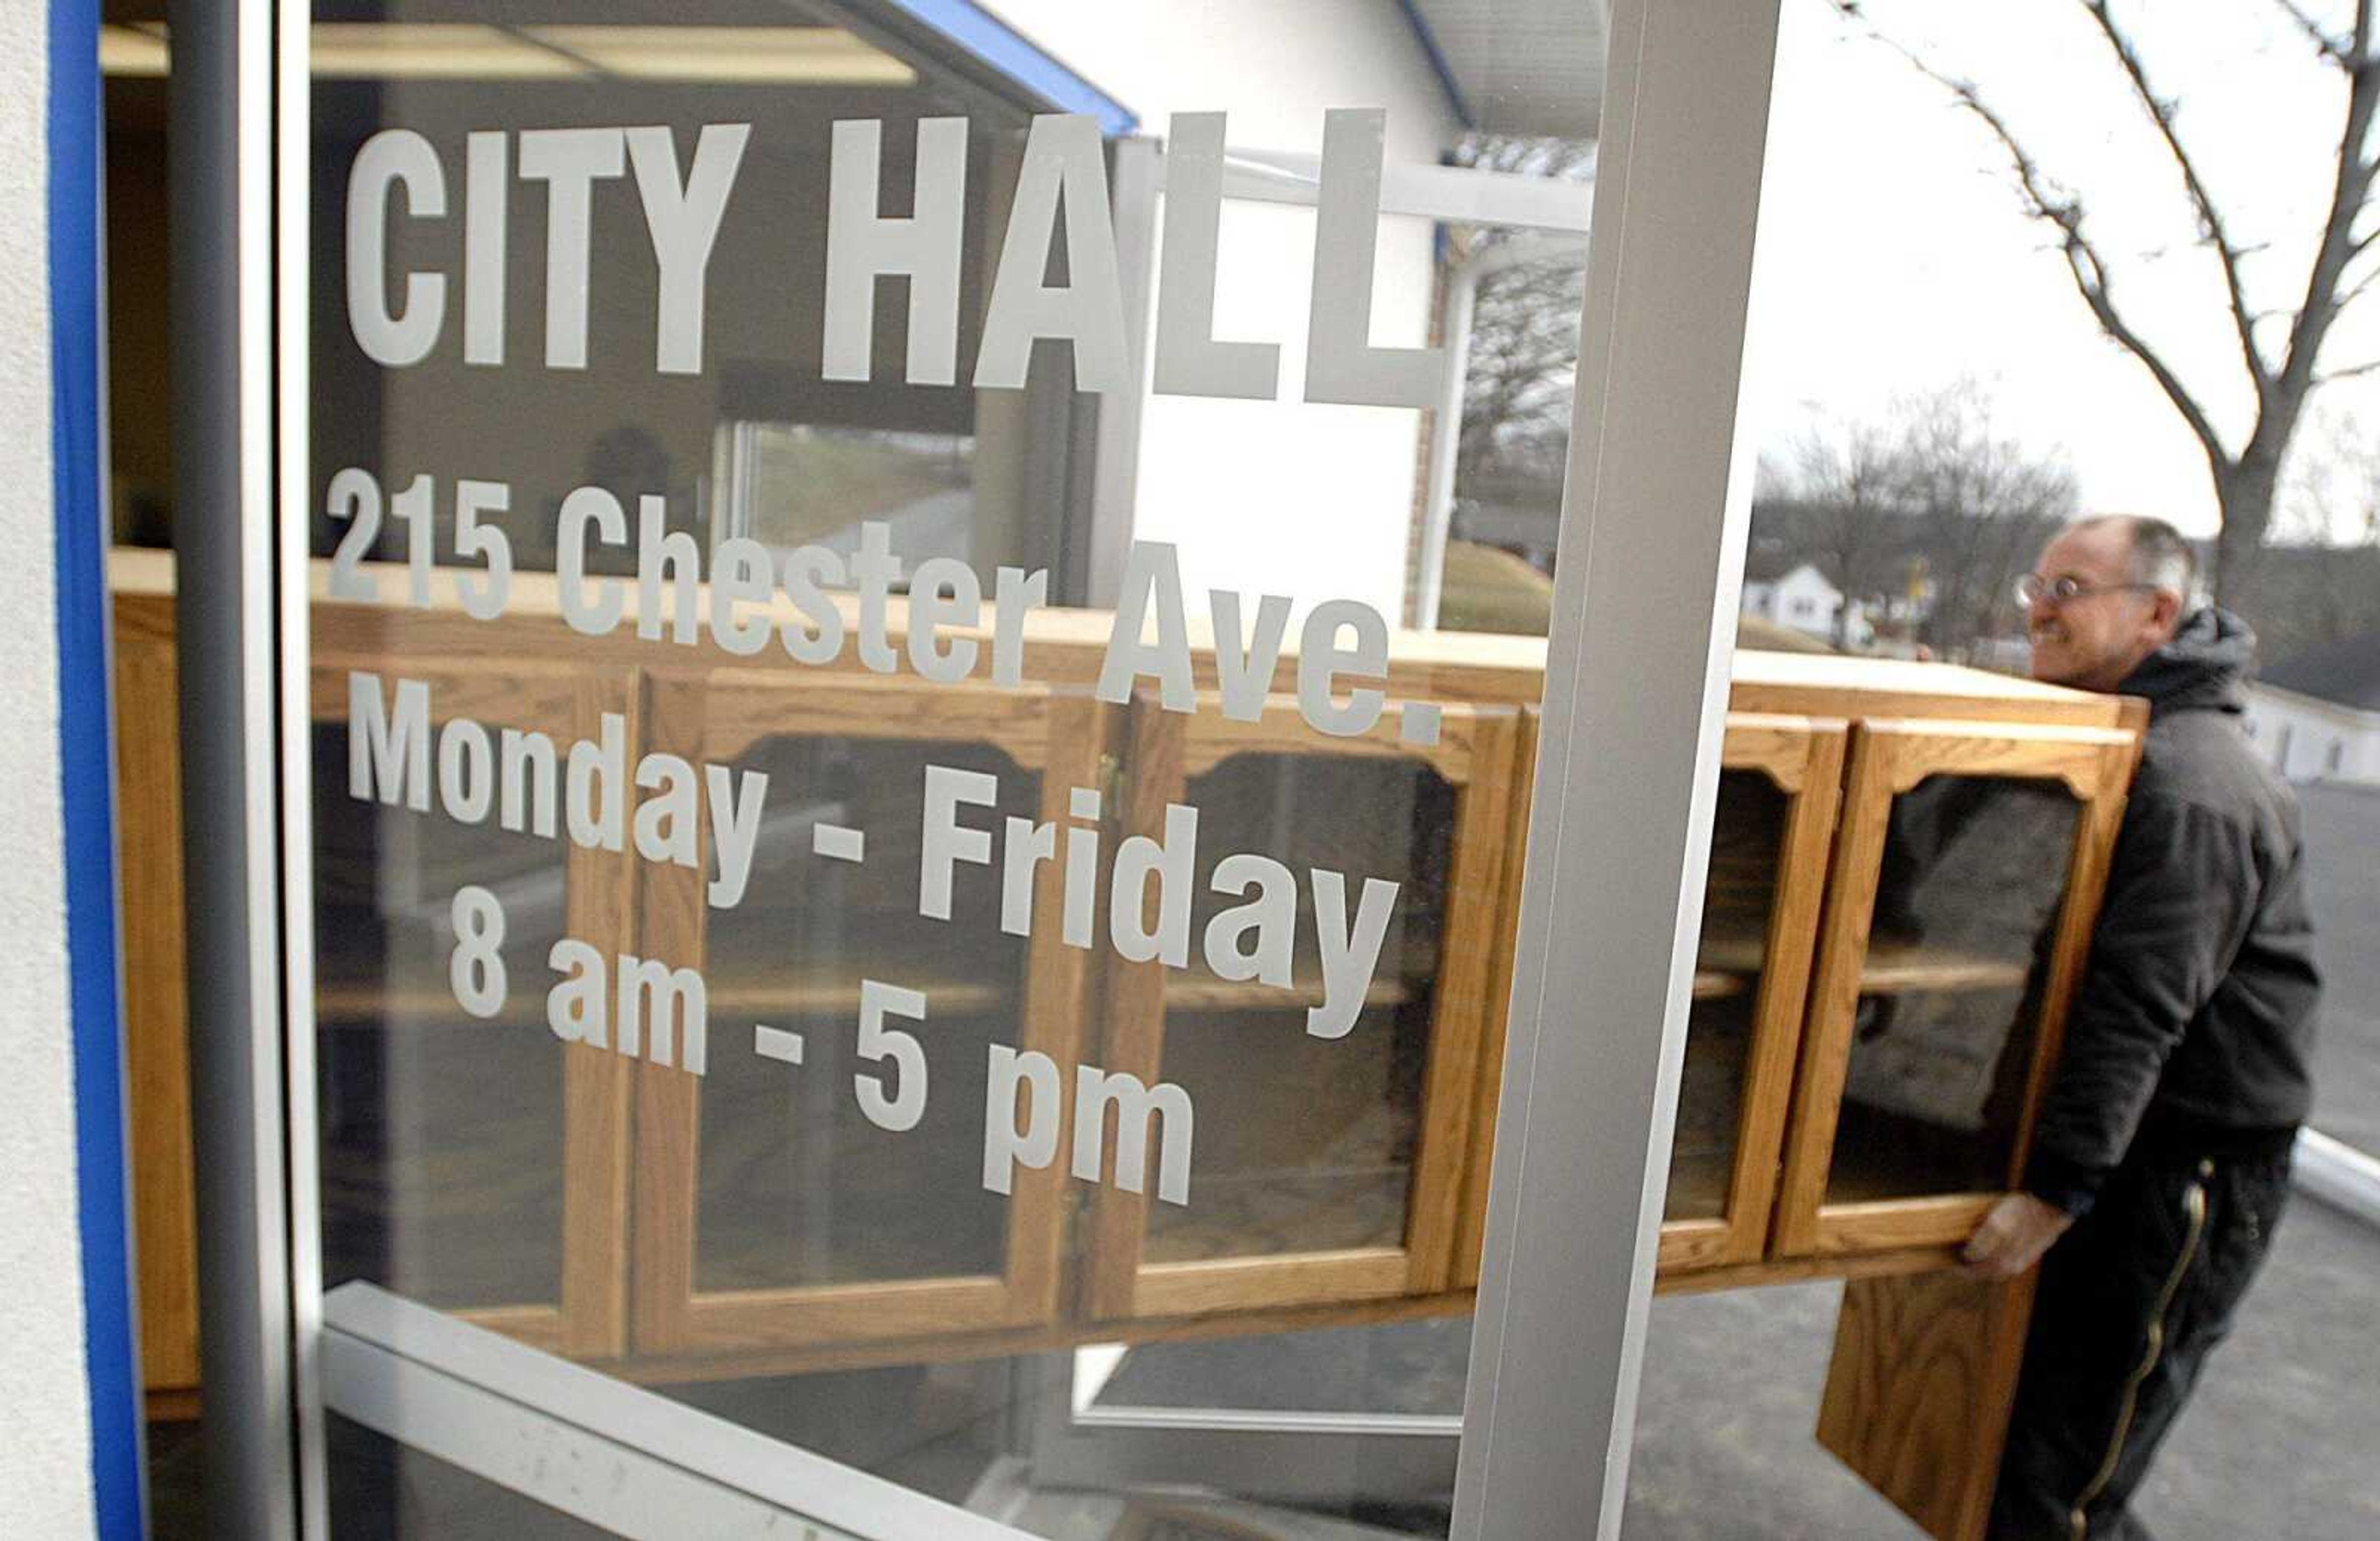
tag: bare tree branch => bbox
[2272,0,2356,64]
[1827,3,2231,467]
[2336,262,2380,311]
[2079,0,2269,395]
[2270,0,2380,426]
[2056,218,2236,463]
[1832,0,2380,601]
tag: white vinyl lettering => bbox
[982,1045,1060,1196]
[517,128,627,369]
[920,764,998,920]
[462,131,508,365]
[624,123,749,374]
[1154,112,1279,400]
[346,130,447,366]
[975,114,1131,394]
[824,117,968,385]
[1303,108,1442,409]
[1096,541,1196,712]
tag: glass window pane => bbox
[314,723,571,1310]
[1670,769,1792,1224]
[695,734,1030,1291]
[296,1,1606,1532]
[1145,753,1453,1265]
[1827,773,2079,1202]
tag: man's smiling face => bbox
[2025,519,2184,692]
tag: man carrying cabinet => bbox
[1966,516,2322,1539]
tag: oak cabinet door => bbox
[1086,692,1522,1323]
[1774,719,2138,1260]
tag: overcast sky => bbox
[1739,0,2380,544]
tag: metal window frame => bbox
[1452,7,1782,1532]
[322,1283,1031,1540]
[171,1,1784,1535]
[171,0,305,1535]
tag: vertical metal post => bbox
[170,0,299,1535]
[1453,2,1782,1536]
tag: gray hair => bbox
[2075,514,2197,601]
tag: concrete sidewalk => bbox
[1626,1194,2380,1538]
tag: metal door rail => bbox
[322,1283,1028,1540]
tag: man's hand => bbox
[1963,1193,2074,1281]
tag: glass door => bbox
[264,2,1786,1536]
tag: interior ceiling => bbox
[1409,0,1606,141]
[97,22,917,86]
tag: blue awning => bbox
[871,0,1137,136]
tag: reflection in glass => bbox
[1828,774,2081,1201]
[1668,770,1791,1222]
[713,422,976,568]
[328,1414,615,1541]
[313,725,570,1311]
[1146,753,1454,1263]
[696,735,1030,1292]
[296,0,1600,1527]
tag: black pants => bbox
[1987,1142,2293,1540]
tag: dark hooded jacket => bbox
[2024,608,2323,1214]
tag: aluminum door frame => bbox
[169,0,1785,1535]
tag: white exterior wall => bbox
[0,2,100,1534]
[984,0,1462,619]
[2244,684,2380,785]
[1747,563,1843,640]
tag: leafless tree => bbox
[1895,383,2079,655]
[1779,421,1910,646]
[1755,382,2077,658]
[1833,0,2380,611]
[1450,135,1597,484]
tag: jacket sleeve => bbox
[2022,792,2259,1215]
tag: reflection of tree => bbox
[1458,260,1585,484]
[1757,381,2076,660]
[1899,383,2078,654]
[1775,423,1906,647]
[1833,0,2380,614]
[1449,136,1595,498]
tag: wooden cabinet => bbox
[112,554,2143,1531]
[305,637,637,1362]
[1662,713,1851,1272]
[1454,711,1849,1286]
[1085,692,1521,1322]
[112,586,201,1420]
[1775,720,2139,1261]
[628,669,1108,1357]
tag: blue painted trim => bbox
[1394,0,1477,132]
[50,0,146,1534]
[876,0,1138,135]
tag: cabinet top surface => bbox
[109,547,2123,720]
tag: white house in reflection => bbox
[1740,559,1879,650]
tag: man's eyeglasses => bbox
[2012,573,2163,607]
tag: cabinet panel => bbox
[1775,722,2140,1258]
[630,672,1106,1357]
[120,556,2156,1400]
[1090,694,1519,1321]
[114,596,201,1405]
[1456,713,1845,1284]
[307,651,635,1359]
